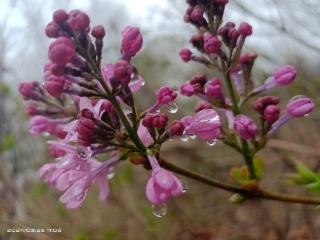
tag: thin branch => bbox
[161,159,320,205]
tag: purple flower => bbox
[203,33,222,54]
[91,25,106,39]
[120,26,143,60]
[234,114,257,140]
[49,37,75,66]
[179,48,192,62]
[169,120,185,137]
[286,97,315,118]
[253,65,297,94]
[19,81,43,100]
[53,9,68,24]
[269,96,315,134]
[204,77,224,101]
[184,109,221,140]
[28,116,69,138]
[142,113,169,129]
[146,154,183,205]
[44,75,66,97]
[263,105,280,124]
[113,60,133,86]
[67,10,90,30]
[238,22,252,36]
[45,21,60,38]
[156,86,177,105]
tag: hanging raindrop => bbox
[180,135,189,142]
[167,102,178,114]
[190,135,197,140]
[107,167,115,179]
[182,182,189,193]
[152,203,167,218]
[77,145,92,158]
[207,139,217,146]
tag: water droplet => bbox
[167,102,178,114]
[141,79,146,86]
[172,86,179,92]
[182,182,189,193]
[180,135,189,142]
[152,203,167,218]
[107,168,115,179]
[190,135,197,140]
[77,145,92,158]
[207,139,217,146]
[41,132,50,137]
[304,114,309,117]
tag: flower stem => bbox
[161,159,320,205]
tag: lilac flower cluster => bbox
[19,2,316,215]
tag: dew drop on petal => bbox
[141,79,146,86]
[152,203,167,218]
[41,132,50,137]
[207,139,217,146]
[190,135,197,140]
[304,114,309,117]
[107,168,115,179]
[167,102,178,114]
[182,182,189,193]
[180,135,189,142]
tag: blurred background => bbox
[0,0,320,239]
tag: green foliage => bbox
[288,161,320,192]
[2,133,14,151]
[252,156,264,180]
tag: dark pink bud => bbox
[45,22,60,38]
[44,76,66,97]
[215,0,228,5]
[156,86,177,105]
[91,25,106,39]
[121,26,143,60]
[234,114,257,140]
[286,97,315,118]
[80,109,94,119]
[50,64,65,76]
[239,22,252,36]
[113,60,133,86]
[204,77,223,100]
[190,73,207,86]
[49,145,66,158]
[195,101,213,112]
[253,96,280,113]
[68,10,90,30]
[77,118,95,146]
[272,65,296,86]
[26,103,38,116]
[169,120,185,137]
[49,37,75,66]
[53,9,68,24]
[180,82,195,97]
[19,82,36,100]
[263,105,280,124]
[142,113,168,129]
[239,52,257,64]
[190,34,204,49]
[179,48,192,62]
[190,5,204,23]
[203,33,221,54]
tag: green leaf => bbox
[3,133,14,151]
[253,156,264,180]
[295,161,318,182]
[230,167,248,185]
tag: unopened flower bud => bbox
[142,113,169,129]
[194,101,213,112]
[156,86,177,105]
[26,103,38,116]
[120,26,143,60]
[91,25,106,39]
[113,60,133,86]
[286,97,315,118]
[204,77,223,100]
[68,10,90,30]
[272,65,296,86]
[179,48,192,62]
[234,114,257,140]
[190,5,204,23]
[49,37,75,66]
[239,22,252,36]
[53,9,68,24]
[77,118,95,146]
[263,105,280,124]
[253,96,280,113]
[169,120,185,137]
[203,33,221,54]
[44,76,66,97]
[190,34,204,49]
[45,22,60,38]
